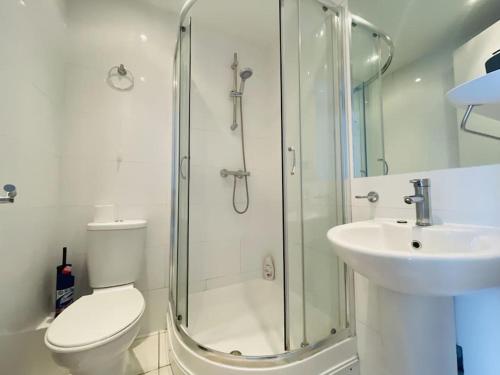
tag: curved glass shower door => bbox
[171,0,353,361]
[282,0,350,351]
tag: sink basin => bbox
[327,219,500,296]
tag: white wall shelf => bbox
[447,69,500,123]
[448,69,500,106]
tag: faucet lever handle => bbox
[409,178,431,187]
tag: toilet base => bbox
[47,314,141,375]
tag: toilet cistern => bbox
[404,178,432,226]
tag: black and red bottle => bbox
[55,247,75,317]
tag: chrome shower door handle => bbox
[288,147,296,176]
[377,158,389,175]
[180,156,189,180]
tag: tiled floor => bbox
[127,330,169,375]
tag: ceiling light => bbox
[415,78,422,83]
[140,34,148,42]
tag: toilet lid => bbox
[46,288,144,348]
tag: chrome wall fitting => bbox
[355,191,379,203]
[220,169,251,179]
[0,184,17,204]
[107,64,134,91]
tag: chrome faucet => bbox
[404,178,432,226]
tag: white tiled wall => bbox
[0,0,66,335]
[382,46,459,175]
[187,1,283,293]
[0,0,178,373]
[351,163,500,375]
[59,0,176,336]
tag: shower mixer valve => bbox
[0,184,17,204]
[220,169,251,179]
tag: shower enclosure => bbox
[169,0,357,373]
[350,16,393,177]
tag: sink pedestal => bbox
[455,287,500,375]
[378,288,457,375]
[328,219,500,375]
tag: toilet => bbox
[45,219,147,375]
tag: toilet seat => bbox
[45,287,144,351]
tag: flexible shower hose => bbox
[232,98,250,214]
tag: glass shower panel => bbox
[351,87,368,176]
[282,0,348,351]
[351,25,385,177]
[364,70,385,176]
[281,0,307,350]
[176,21,192,326]
[298,0,347,346]
[180,0,284,356]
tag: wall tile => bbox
[141,288,169,336]
[189,240,241,282]
[0,329,67,375]
[187,21,282,292]
[136,246,168,292]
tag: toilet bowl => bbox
[45,285,145,375]
[45,219,147,375]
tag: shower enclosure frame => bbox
[168,0,358,371]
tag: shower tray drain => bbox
[230,350,242,356]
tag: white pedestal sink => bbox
[328,219,500,375]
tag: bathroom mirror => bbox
[349,0,500,177]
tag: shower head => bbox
[239,68,253,93]
[240,68,253,80]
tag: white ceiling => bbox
[349,0,500,72]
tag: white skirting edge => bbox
[36,315,55,330]
[166,303,360,375]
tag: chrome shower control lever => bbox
[355,191,379,203]
[220,169,250,179]
[0,184,17,203]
